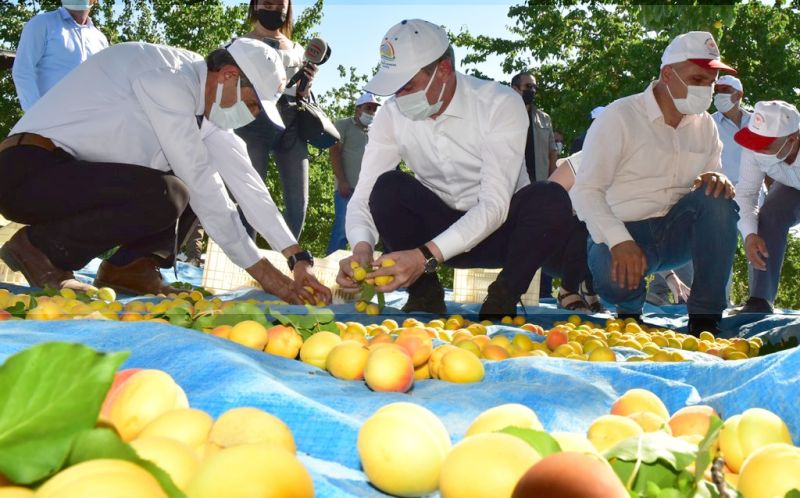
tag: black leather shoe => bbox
[402,273,447,314]
[479,280,521,322]
[687,314,722,337]
[737,297,774,314]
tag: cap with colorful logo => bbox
[734,100,800,151]
[715,75,743,92]
[364,19,450,96]
[661,31,736,74]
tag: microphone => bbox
[286,37,331,94]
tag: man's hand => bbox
[338,180,353,198]
[692,172,735,199]
[292,261,332,305]
[610,240,648,290]
[246,258,306,304]
[745,233,769,271]
[664,272,691,304]
[336,242,374,290]
[369,249,427,293]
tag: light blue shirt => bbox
[711,108,751,183]
[12,7,108,111]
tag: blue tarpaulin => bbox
[2,261,800,497]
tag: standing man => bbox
[336,19,575,319]
[326,92,381,255]
[733,100,800,314]
[13,0,108,111]
[0,38,331,304]
[571,31,739,335]
[511,72,558,183]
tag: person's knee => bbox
[143,175,189,224]
[689,189,739,225]
[758,200,797,234]
[517,181,572,221]
[369,170,412,216]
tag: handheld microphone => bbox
[286,37,331,94]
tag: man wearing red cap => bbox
[733,100,800,314]
[571,31,739,335]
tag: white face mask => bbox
[753,137,795,169]
[395,65,446,121]
[667,70,713,115]
[358,112,374,127]
[555,142,564,154]
[713,93,736,114]
[208,78,256,130]
[62,1,92,10]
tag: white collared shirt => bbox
[571,82,723,248]
[736,140,800,239]
[12,7,108,111]
[712,108,751,183]
[11,42,295,269]
[345,72,529,261]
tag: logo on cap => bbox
[705,38,719,57]
[380,40,395,61]
[752,113,765,130]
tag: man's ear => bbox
[218,64,240,82]
[732,91,743,104]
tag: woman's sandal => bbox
[580,281,608,313]
[557,287,590,312]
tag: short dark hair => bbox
[206,48,253,88]
[421,45,456,75]
[247,0,294,40]
[511,71,535,89]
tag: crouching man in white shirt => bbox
[733,100,800,314]
[0,39,331,304]
[336,20,576,320]
[571,31,739,336]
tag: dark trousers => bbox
[368,170,574,297]
[0,145,191,270]
[542,215,593,294]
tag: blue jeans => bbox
[751,182,800,303]
[235,101,309,240]
[326,190,350,255]
[588,188,739,315]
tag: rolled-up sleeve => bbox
[132,70,260,269]
[431,92,528,261]
[12,15,47,111]
[570,109,631,248]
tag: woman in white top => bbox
[235,0,316,240]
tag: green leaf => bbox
[68,428,186,498]
[377,292,386,313]
[499,426,562,457]
[605,432,697,471]
[360,283,376,302]
[785,490,800,498]
[4,301,27,319]
[694,416,723,485]
[305,305,335,324]
[0,343,128,484]
[269,309,300,330]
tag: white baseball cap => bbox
[716,75,743,92]
[590,106,606,120]
[735,100,800,150]
[227,38,287,129]
[661,31,736,74]
[364,19,450,96]
[356,92,381,107]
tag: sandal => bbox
[580,281,608,314]
[557,287,590,312]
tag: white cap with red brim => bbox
[735,100,800,151]
[661,31,737,74]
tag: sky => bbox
[225,0,521,96]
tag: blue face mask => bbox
[62,1,92,11]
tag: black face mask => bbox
[256,9,287,31]
[521,89,535,106]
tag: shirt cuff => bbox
[431,230,464,262]
[603,224,634,249]
[739,217,759,242]
[347,226,377,251]
[221,238,261,270]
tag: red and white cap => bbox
[735,100,800,151]
[660,31,736,74]
[365,19,450,96]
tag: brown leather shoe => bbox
[94,257,181,296]
[0,227,94,292]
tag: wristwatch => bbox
[418,245,439,274]
[287,251,314,271]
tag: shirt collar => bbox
[58,6,94,27]
[440,72,466,120]
[643,82,664,123]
